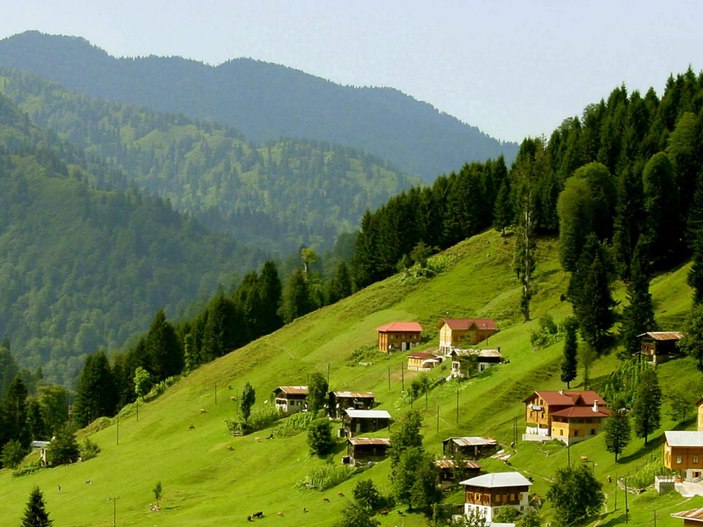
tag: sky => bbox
[1,0,702,143]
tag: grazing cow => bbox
[303,507,308,513]
[199,408,207,414]
[337,492,344,497]
[252,511,264,518]
[277,511,284,517]
[323,498,330,503]
[188,424,195,430]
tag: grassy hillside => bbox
[0,230,701,526]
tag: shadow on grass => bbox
[617,432,664,464]
[596,511,627,527]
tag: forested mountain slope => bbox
[0,31,518,181]
[0,67,414,254]
[0,93,259,384]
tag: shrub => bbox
[2,439,27,469]
[308,418,335,456]
[79,437,101,461]
[295,463,357,491]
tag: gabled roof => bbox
[460,471,532,489]
[274,386,309,395]
[348,437,391,446]
[377,321,423,333]
[331,390,375,399]
[345,409,392,420]
[524,390,606,407]
[443,436,497,447]
[440,318,498,331]
[672,507,703,522]
[434,459,481,470]
[408,352,439,360]
[638,331,684,341]
[665,431,703,447]
[550,406,610,418]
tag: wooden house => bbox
[672,507,703,525]
[345,437,391,466]
[664,431,703,481]
[342,409,392,437]
[328,390,375,419]
[460,471,532,524]
[639,331,684,365]
[443,436,498,459]
[523,390,609,445]
[438,318,498,353]
[448,348,503,378]
[376,322,423,352]
[434,458,481,481]
[407,351,441,371]
[273,386,308,414]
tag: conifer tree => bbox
[612,166,644,280]
[257,260,283,335]
[326,260,352,305]
[72,352,118,427]
[4,375,30,448]
[240,381,255,423]
[619,247,656,360]
[280,268,313,323]
[144,309,183,381]
[493,178,513,235]
[632,367,662,445]
[21,486,52,527]
[560,318,578,389]
[688,224,703,305]
[603,406,631,462]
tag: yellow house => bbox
[376,321,423,352]
[438,318,498,353]
[664,431,703,481]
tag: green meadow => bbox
[2,229,702,526]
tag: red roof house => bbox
[377,321,423,352]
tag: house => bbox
[639,331,684,365]
[342,409,392,437]
[438,318,499,353]
[460,471,532,524]
[30,440,51,466]
[434,458,481,481]
[448,348,503,378]
[664,431,703,481]
[443,436,499,459]
[328,390,375,419]
[523,390,609,445]
[407,351,441,371]
[345,437,391,466]
[377,321,423,352]
[273,386,308,414]
[672,507,703,525]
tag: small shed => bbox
[434,458,481,481]
[443,436,499,459]
[346,437,391,466]
[672,507,703,525]
[377,322,423,352]
[328,390,375,419]
[273,386,308,414]
[30,440,51,466]
[407,351,441,371]
[448,348,503,377]
[638,331,683,365]
[343,409,392,437]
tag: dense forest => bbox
[0,68,415,254]
[0,31,518,181]
[0,92,262,384]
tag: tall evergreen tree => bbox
[619,248,656,360]
[0,344,18,399]
[240,381,255,423]
[3,375,30,448]
[257,260,283,335]
[144,309,183,381]
[72,352,118,427]
[569,235,616,355]
[326,260,353,305]
[612,166,645,279]
[493,179,514,235]
[603,406,631,462]
[20,486,52,527]
[560,318,578,389]
[280,268,314,323]
[632,367,662,445]
[688,223,703,305]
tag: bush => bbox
[295,463,357,491]
[1,439,27,469]
[308,418,335,456]
[48,427,79,466]
[79,437,101,461]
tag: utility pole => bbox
[455,388,459,423]
[108,496,119,527]
[327,363,330,386]
[136,399,139,422]
[401,365,404,394]
[116,415,119,446]
[436,404,439,434]
[624,477,629,524]
[215,382,218,405]
[387,367,391,391]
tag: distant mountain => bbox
[0,68,414,254]
[0,92,260,385]
[0,31,518,181]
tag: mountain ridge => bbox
[0,31,518,180]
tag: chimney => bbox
[593,400,599,413]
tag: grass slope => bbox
[1,230,701,526]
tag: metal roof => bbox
[434,459,481,470]
[665,431,703,447]
[274,386,309,395]
[348,437,391,446]
[444,436,497,447]
[460,471,532,489]
[345,409,392,419]
[672,507,703,522]
[331,390,375,399]
[638,331,684,341]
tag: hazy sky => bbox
[1,0,702,143]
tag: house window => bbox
[694,455,700,464]
[677,455,683,465]
[591,429,596,435]
[574,430,579,436]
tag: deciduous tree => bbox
[307,372,328,415]
[240,382,255,423]
[547,464,604,526]
[603,406,631,461]
[632,367,662,445]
